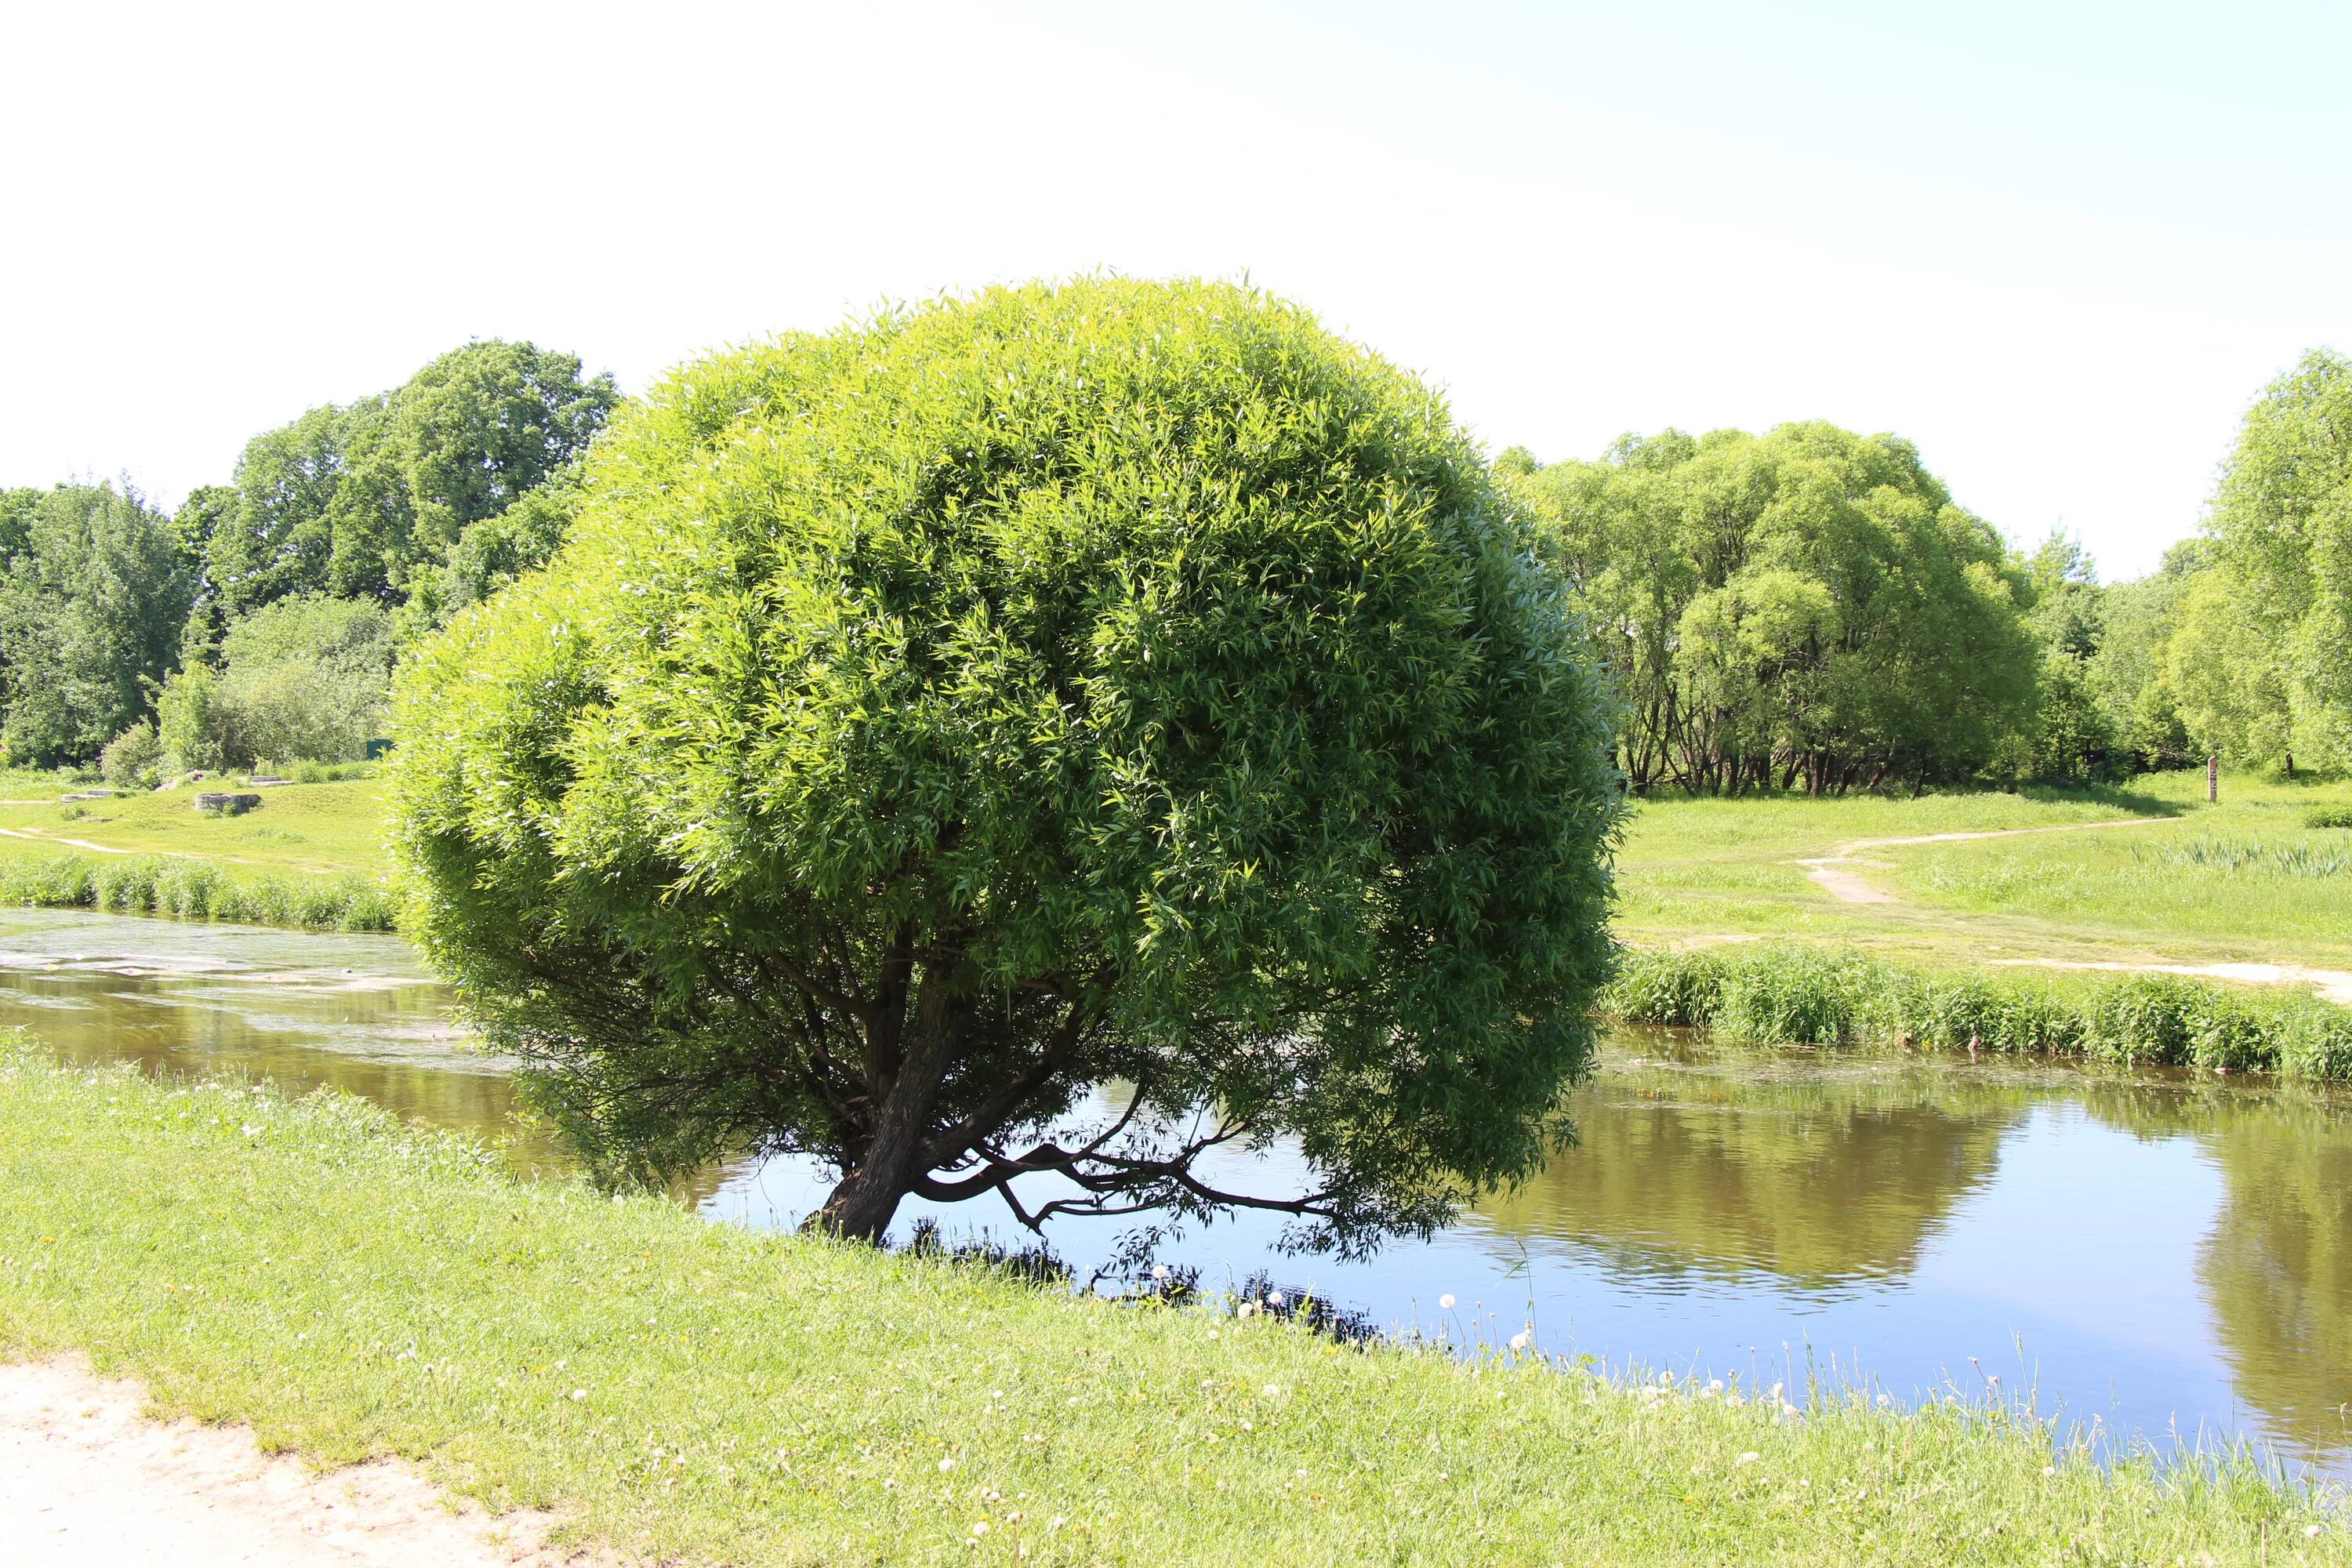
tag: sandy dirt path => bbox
[0,824,178,857]
[1984,956,2352,1007]
[1795,818,2176,904]
[0,1356,611,1566]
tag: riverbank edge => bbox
[0,1041,2340,1566]
[0,850,395,932]
[1604,942,2352,1078]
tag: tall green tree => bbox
[1507,423,2039,793]
[0,484,193,766]
[391,278,1624,1250]
[2089,539,2201,771]
[200,341,618,621]
[2198,347,2352,770]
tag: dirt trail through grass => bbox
[1795,818,2176,904]
[0,1356,604,1567]
[0,826,177,858]
[1772,815,2352,1007]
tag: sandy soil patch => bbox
[1985,956,2352,1007]
[0,1355,615,1567]
[1796,818,2175,904]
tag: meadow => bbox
[1,1040,2336,1567]
[1616,768,2352,975]
[0,771,393,928]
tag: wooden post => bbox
[2207,753,2219,804]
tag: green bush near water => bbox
[2,1043,2337,1567]
[0,852,394,931]
[1606,944,2352,1076]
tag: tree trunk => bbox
[806,964,965,1244]
[811,1163,913,1244]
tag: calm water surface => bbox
[9,906,2350,1470]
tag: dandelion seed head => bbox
[1438,1294,1456,1311]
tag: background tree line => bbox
[1501,354,2352,793]
[0,340,614,782]
[2,332,2344,799]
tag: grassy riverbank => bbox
[1618,768,2352,975]
[0,775,394,930]
[0,1043,2339,1566]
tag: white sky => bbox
[5,0,2348,579]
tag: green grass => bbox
[1617,768,2352,973]
[0,1044,2336,1566]
[0,774,394,929]
[0,773,388,878]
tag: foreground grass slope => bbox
[0,1044,2337,1566]
[1618,768,2352,972]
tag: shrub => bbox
[0,852,394,931]
[157,664,223,774]
[99,720,162,789]
[2308,806,2352,829]
[1601,943,2352,1080]
[216,596,395,765]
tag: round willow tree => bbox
[390,278,1621,1253]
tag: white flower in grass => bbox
[568,1388,586,1402]
[1262,1384,1281,1397]
[1735,1451,1760,1467]
[1508,1330,1532,1352]
[1438,1294,1455,1311]
[1151,1264,1170,1280]
[938,1457,957,1472]
[1267,1292,1286,1309]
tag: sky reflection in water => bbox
[4,906,2347,1471]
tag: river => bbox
[5,906,2348,1472]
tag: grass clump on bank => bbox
[0,851,394,931]
[0,1044,2342,1566]
[1606,944,2352,1076]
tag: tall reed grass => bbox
[1604,943,2352,1078]
[0,852,396,931]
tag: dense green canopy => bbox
[0,340,607,772]
[0,484,191,768]
[390,278,1624,1251]
[1505,424,2039,793]
[2185,348,2352,771]
[186,339,617,626]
